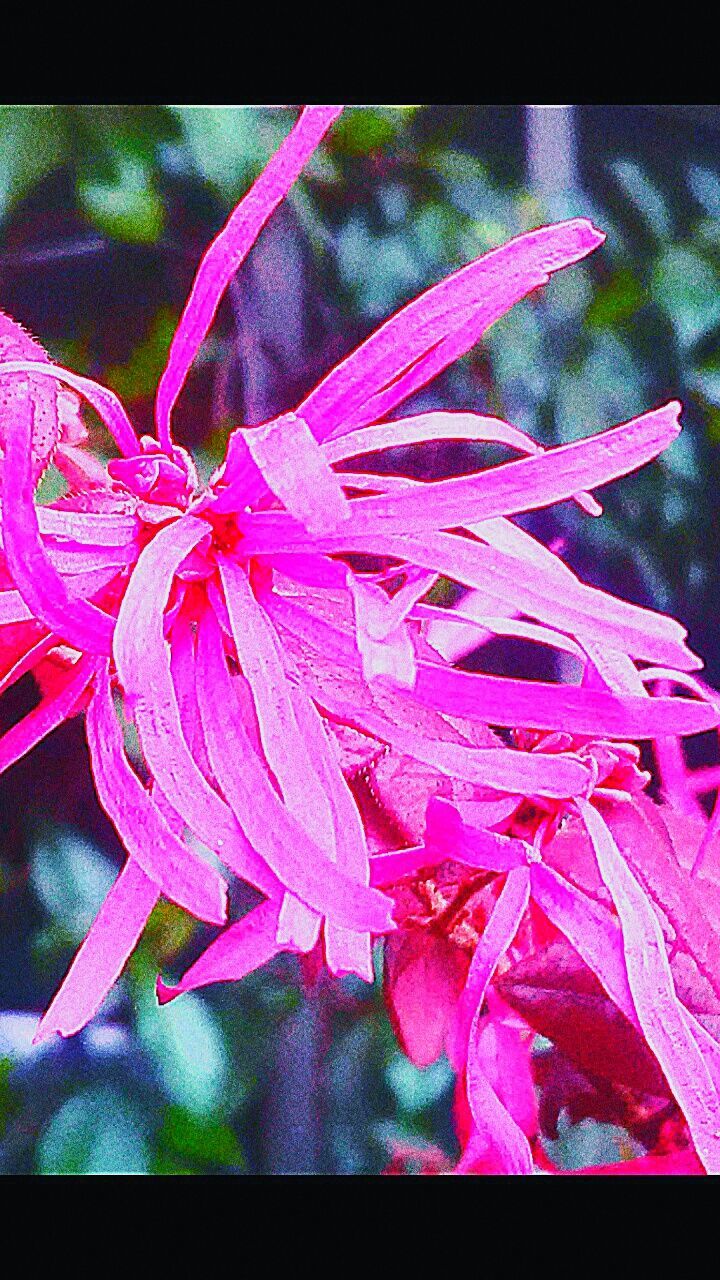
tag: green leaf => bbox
[0,107,68,218]
[79,157,164,245]
[653,244,720,352]
[385,1053,454,1115]
[158,1104,245,1168]
[38,1086,150,1174]
[136,983,229,1117]
[30,829,116,941]
[330,109,400,157]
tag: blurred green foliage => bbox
[1,105,720,1174]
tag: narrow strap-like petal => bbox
[288,678,374,980]
[237,519,700,670]
[0,589,34,624]
[155,106,342,448]
[195,605,394,935]
[232,412,350,535]
[0,358,138,456]
[461,1054,534,1175]
[34,859,160,1042]
[0,653,94,776]
[321,410,546,464]
[577,797,720,1174]
[425,797,530,874]
[412,662,716,740]
[86,661,228,925]
[1,386,116,654]
[157,897,285,1003]
[113,516,281,898]
[331,404,681,534]
[451,867,531,1072]
[298,218,604,442]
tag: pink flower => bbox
[0,104,715,1082]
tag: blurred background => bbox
[0,103,719,1174]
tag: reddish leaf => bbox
[384,926,469,1068]
[496,938,670,1098]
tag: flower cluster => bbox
[0,105,718,1173]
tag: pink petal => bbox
[37,508,139,546]
[419,602,586,664]
[238,521,701,670]
[0,653,94,777]
[460,1060,534,1175]
[86,661,228,924]
[321,409,547,464]
[157,897,286,1003]
[412,662,716,739]
[113,516,281,898]
[1,386,116,654]
[195,605,394,934]
[34,858,160,1041]
[333,404,681,533]
[288,679,374,980]
[0,590,34,624]
[577,797,720,1174]
[298,218,605,442]
[155,106,342,448]
[450,867,531,1071]
[231,412,350,535]
[0,357,138,456]
[276,893,322,951]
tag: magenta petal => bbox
[0,653,94,777]
[237,520,701,671]
[0,357,139,456]
[155,106,342,448]
[288,679,374,980]
[0,590,34,624]
[86,662,228,925]
[113,517,281,898]
[411,663,716,739]
[34,859,160,1042]
[450,867,531,1072]
[529,861,636,1021]
[460,1060,534,1175]
[577,797,720,1174]
[298,218,605,442]
[425,798,530,875]
[322,409,547,464]
[157,897,285,1003]
[336,404,682,534]
[195,605,394,935]
[235,412,350,535]
[276,894,322,951]
[1,386,116,654]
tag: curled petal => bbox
[86,662,228,925]
[156,106,342,448]
[230,412,351,534]
[1,386,116,654]
[298,218,605,441]
[577,797,720,1175]
[0,358,138,456]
